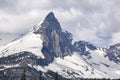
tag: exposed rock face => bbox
[106,43,120,63]
[34,12,73,59]
[74,41,120,63]
[74,41,97,56]
[0,51,39,80]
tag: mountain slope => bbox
[73,41,120,78]
[0,12,120,80]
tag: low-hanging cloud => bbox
[0,0,120,46]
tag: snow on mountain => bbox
[0,23,44,58]
[73,41,120,78]
[0,12,120,80]
[82,49,120,78]
[46,52,109,78]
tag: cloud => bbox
[0,10,42,33]
[0,0,120,46]
[110,32,120,45]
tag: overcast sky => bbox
[0,0,120,46]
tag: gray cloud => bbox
[0,0,120,46]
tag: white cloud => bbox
[110,32,120,45]
[0,9,51,33]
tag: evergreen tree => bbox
[39,71,42,80]
[54,72,58,80]
[20,69,26,80]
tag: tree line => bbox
[20,70,120,80]
[20,69,58,80]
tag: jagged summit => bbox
[34,12,61,34]
[45,12,57,22]
[46,11,54,17]
[42,12,62,31]
[45,12,54,19]
[33,12,73,63]
[39,12,73,58]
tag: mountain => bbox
[0,12,120,80]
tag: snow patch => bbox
[0,32,44,58]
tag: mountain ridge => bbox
[0,12,120,80]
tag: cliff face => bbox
[34,12,73,60]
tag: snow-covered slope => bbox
[46,52,109,79]
[0,23,44,58]
[73,41,120,79]
[0,12,120,80]
[81,48,120,79]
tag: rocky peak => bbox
[42,12,62,32]
[45,12,57,22]
[74,41,97,56]
[105,43,120,63]
[34,12,73,61]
